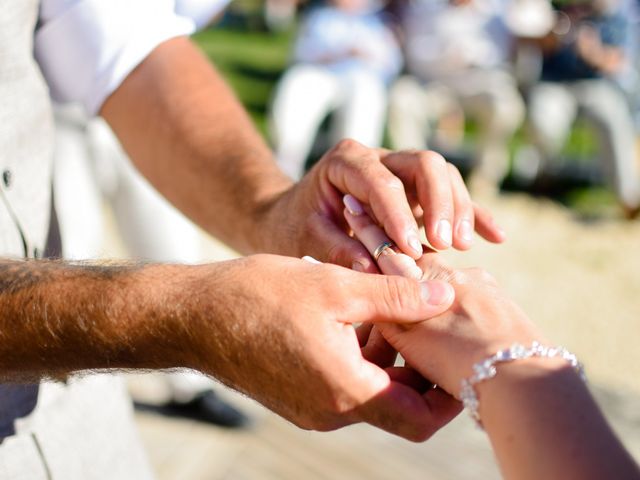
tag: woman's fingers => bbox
[343,195,423,280]
[324,140,424,259]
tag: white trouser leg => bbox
[270,64,342,180]
[527,82,577,161]
[388,76,433,150]
[457,70,525,185]
[331,69,388,148]
[574,80,640,209]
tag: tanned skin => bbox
[0,36,504,439]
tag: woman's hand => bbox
[343,196,640,479]
[379,264,545,396]
[343,195,543,396]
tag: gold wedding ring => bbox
[373,241,395,261]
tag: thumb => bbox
[349,274,454,324]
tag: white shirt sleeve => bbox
[174,0,231,30]
[35,0,197,115]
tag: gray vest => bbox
[0,0,55,438]
[0,0,53,256]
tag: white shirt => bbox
[35,0,229,115]
[403,0,510,81]
[294,6,402,83]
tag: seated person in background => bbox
[270,0,402,180]
[526,0,640,218]
[341,194,640,480]
[388,0,525,194]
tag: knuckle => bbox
[446,162,463,180]
[327,389,359,418]
[449,269,471,285]
[339,151,381,179]
[417,150,447,169]
[466,267,497,286]
[376,175,405,193]
[325,242,348,267]
[335,138,362,152]
[380,276,417,315]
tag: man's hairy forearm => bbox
[0,259,198,382]
[101,36,293,255]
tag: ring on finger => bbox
[373,241,395,261]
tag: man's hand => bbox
[260,139,505,272]
[0,256,460,440]
[103,37,502,272]
[183,254,460,441]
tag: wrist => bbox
[460,342,586,428]
[124,263,206,370]
[237,174,294,255]
[250,184,303,256]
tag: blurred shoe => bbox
[164,390,252,429]
[622,204,640,220]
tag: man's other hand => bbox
[260,139,505,271]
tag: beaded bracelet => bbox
[460,341,586,429]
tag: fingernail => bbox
[407,231,423,256]
[408,265,423,280]
[343,194,364,216]
[459,219,474,243]
[421,280,454,306]
[489,217,506,240]
[352,260,367,272]
[437,219,452,247]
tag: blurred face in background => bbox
[554,0,620,16]
[331,0,372,13]
[449,0,474,6]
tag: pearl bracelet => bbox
[460,341,586,429]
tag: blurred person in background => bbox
[525,0,640,218]
[617,0,640,130]
[53,0,250,430]
[388,0,525,194]
[264,0,303,31]
[270,0,403,180]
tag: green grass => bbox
[194,27,294,135]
